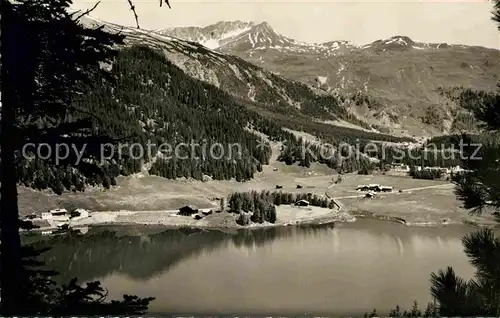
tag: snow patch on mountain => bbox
[201,26,253,49]
[157,21,255,50]
[317,76,327,85]
[247,83,256,101]
[385,36,410,46]
[228,63,243,81]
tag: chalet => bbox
[451,165,470,174]
[57,223,70,230]
[365,191,377,198]
[179,205,198,216]
[41,209,69,222]
[451,165,463,172]
[357,184,382,191]
[295,199,310,207]
[413,165,470,176]
[71,208,90,219]
[390,163,410,172]
[379,186,393,192]
[426,166,450,174]
[200,209,213,216]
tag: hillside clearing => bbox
[19,166,496,228]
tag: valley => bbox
[21,155,497,231]
[18,16,499,231]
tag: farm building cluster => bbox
[356,184,393,199]
[177,205,217,220]
[39,208,90,223]
[387,163,468,175]
[356,184,393,192]
[23,208,92,235]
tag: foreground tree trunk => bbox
[1,0,24,313]
[0,103,22,315]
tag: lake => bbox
[31,219,480,316]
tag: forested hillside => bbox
[16,45,412,193]
[438,86,500,131]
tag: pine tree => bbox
[269,206,277,224]
[0,0,155,313]
[275,192,282,206]
[428,2,500,316]
[328,200,336,209]
[220,198,225,212]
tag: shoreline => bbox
[22,171,497,233]
[27,208,356,233]
[26,208,496,235]
[351,213,485,228]
[24,175,498,234]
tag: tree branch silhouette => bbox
[126,0,140,29]
[126,0,171,29]
[71,1,101,21]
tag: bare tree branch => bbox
[72,1,101,21]
[127,0,140,29]
[126,0,171,29]
[160,0,171,8]
[95,287,109,303]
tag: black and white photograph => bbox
[1,0,500,316]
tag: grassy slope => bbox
[233,46,500,136]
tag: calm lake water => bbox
[31,219,481,316]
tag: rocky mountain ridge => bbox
[156,21,256,50]
[158,21,476,57]
[81,16,381,132]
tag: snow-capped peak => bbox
[156,21,362,57]
[362,35,418,52]
[253,21,274,33]
[156,21,455,57]
[362,36,454,52]
[157,21,255,49]
[383,36,414,46]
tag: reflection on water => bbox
[29,220,480,316]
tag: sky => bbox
[72,0,500,49]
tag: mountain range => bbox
[21,16,425,196]
[157,20,500,136]
[158,21,454,54]
[16,15,499,196]
[81,16,381,132]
